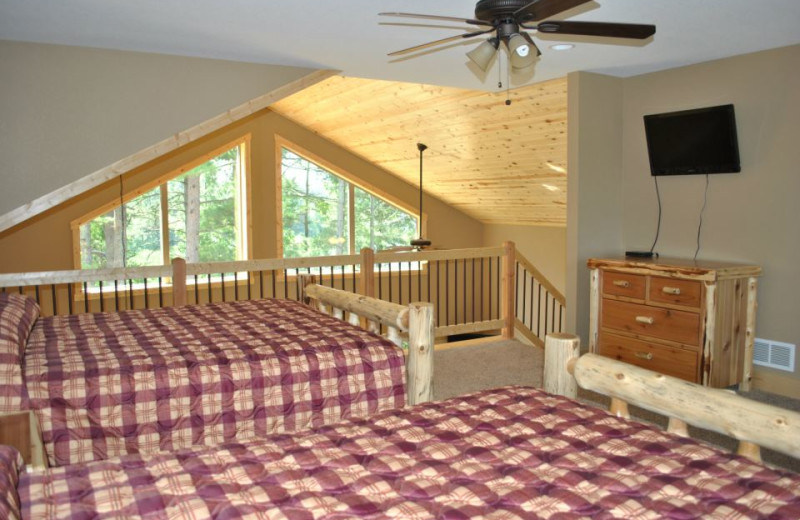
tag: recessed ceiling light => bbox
[545,162,567,174]
[549,43,575,51]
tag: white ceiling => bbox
[1,0,798,90]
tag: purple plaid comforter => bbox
[17,386,800,519]
[23,298,406,467]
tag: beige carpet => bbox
[433,338,799,474]
[434,339,543,401]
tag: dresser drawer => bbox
[602,272,646,300]
[601,299,701,346]
[649,277,702,308]
[597,332,699,382]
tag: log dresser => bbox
[587,257,761,389]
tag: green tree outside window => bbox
[79,144,246,269]
[281,148,417,258]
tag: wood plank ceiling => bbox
[270,75,567,226]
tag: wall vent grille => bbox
[753,338,795,372]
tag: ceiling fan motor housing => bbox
[474,0,532,23]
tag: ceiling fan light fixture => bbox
[466,38,498,72]
[507,33,537,70]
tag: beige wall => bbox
[483,224,566,294]
[0,108,484,273]
[0,40,315,217]
[569,45,800,390]
[621,45,800,384]
[566,72,624,347]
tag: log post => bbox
[543,333,580,399]
[360,248,375,298]
[501,241,516,339]
[741,277,758,392]
[737,441,762,463]
[588,268,600,352]
[667,417,689,437]
[297,274,318,308]
[387,327,403,349]
[171,258,187,307]
[609,398,630,419]
[702,281,717,386]
[407,302,435,406]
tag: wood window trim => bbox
[275,135,427,257]
[70,134,253,269]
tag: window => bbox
[280,146,418,258]
[76,139,249,269]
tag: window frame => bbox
[70,134,252,269]
[275,136,426,258]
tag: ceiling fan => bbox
[381,143,435,253]
[380,0,655,73]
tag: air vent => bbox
[753,338,795,372]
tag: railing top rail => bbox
[0,264,174,288]
[0,254,365,288]
[373,246,505,264]
[183,254,361,276]
[516,252,566,306]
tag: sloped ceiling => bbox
[271,76,567,226]
[1,1,798,91]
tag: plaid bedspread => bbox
[23,298,406,467]
[18,386,800,519]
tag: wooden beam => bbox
[434,319,504,339]
[501,241,516,339]
[0,69,339,233]
[171,258,187,307]
[360,248,375,298]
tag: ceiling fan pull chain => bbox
[506,61,512,105]
[497,50,503,89]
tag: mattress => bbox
[22,298,406,467]
[15,386,800,519]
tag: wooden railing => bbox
[0,242,565,347]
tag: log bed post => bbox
[171,258,187,307]
[298,274,318,308]
[543,333,580,399]
[407,302,435,405]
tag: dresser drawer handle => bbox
[635,315,655,325]
[635,352,654,361]
[612,280,631,288]
[662,286,681,295]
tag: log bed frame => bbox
[304,282,799,466]
[302,280,435,406]
[543,333,800,465]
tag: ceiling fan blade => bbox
[537,20,656,39]
[379,12,493,27]
[514,0,592,23]
[388,28,495,56]
[521,31,542,57]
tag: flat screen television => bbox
[643,104,741,176]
